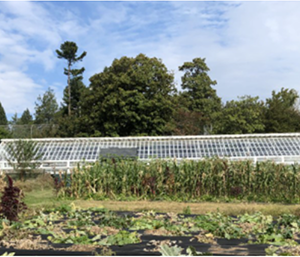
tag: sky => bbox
[1,1,300,120]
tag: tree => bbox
[264,88,300,133]
[34,88,58,125]
[171,107,204,135]
[0,127,11,139]
[167,95,204,135]
[9,113,19,125]
[61,76,87,117]
[179,58,221,134]
[5,140,44,181]
[56,41,86,116]
[0,102,8,125]
[80,54,176,136]
[214,96,265,134]
[19,109,33,125]
[58,69,87,137]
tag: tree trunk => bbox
[68,63,71,116]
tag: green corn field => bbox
[56,158,300,203]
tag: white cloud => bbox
[1,1,300,120]
[139,1,300,102]
[0,64,43,115]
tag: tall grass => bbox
[57,158,300,203]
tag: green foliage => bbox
[3,206,300,254]
[264,88,300,133]
[194,212,244,239]
[58,159,300,203]
[215,95,265,134]
[182,206,191,215]
[5,139,44,181]
[170,103,203,135]
[0,102,8,125]
[80,53,176,136]
[47,230,93,244]
[179,58,221,133]
[61,79,86,117]
[98,231,141,246]
[5,109,34,138]
[56,41,87,117]
[159,244,184,256]
[34,87,59,125]
[19,109,33,125]
[56,41,87,66]
[0,127,11,139]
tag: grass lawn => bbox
[24,188,300,217]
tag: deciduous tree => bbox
[81,54,176,136]
[264,88,300,133]
[215,96,265,134]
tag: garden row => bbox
[2,204,300,256]
[57,158,300,203]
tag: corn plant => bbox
[57,158,300,203]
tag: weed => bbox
[182,206,191,215]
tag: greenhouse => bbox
[0,133,300,172]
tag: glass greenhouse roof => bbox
[1,133,300,171]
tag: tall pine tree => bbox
[0,102,8,125]
[56,41,86,116]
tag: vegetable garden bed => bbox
[1,206,300,256]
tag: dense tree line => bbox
[1,41,300,139]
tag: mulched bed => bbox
[0,209,296,256]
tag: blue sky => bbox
[1,1,300,120]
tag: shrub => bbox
[0,175,27,221]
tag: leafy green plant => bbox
[47,230,96,244]
[98,231,141,246]
[159,244,183,256]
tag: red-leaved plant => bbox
[0,175,27,221]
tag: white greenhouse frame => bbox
[1,133,300,172]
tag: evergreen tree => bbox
[61,73,87,117]
[0,102,8,125]
[179,58,221,134]
[20,109,33,125]
[34,88,58,124]
[56,41,86,116]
